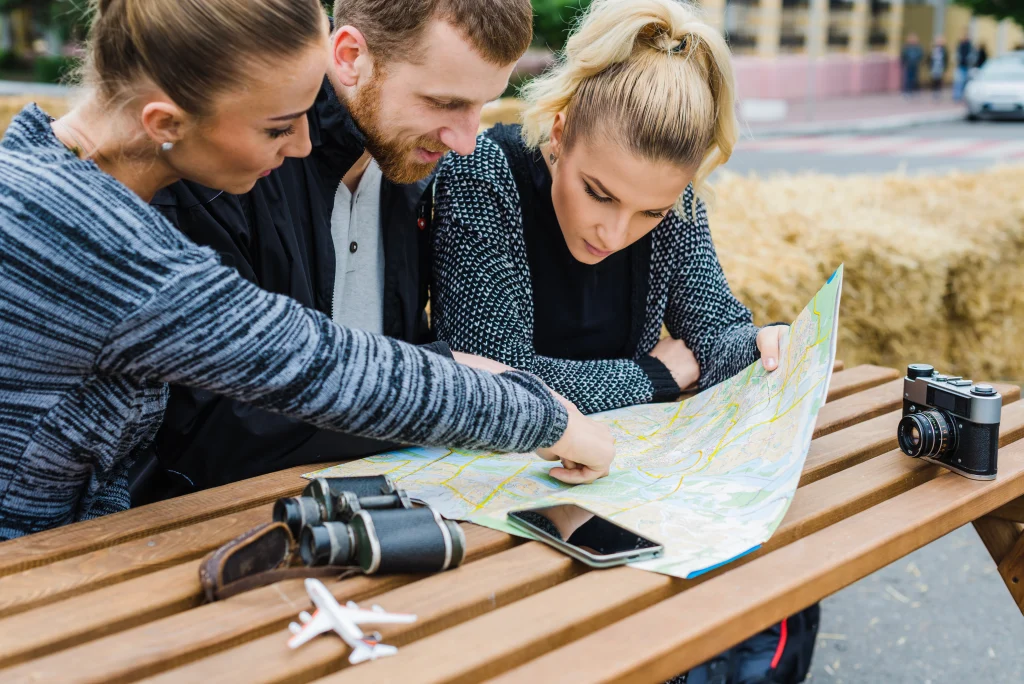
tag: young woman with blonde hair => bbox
[0,0,612,540]
[432,0,786,415]
[432,3,817,679]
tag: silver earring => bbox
[161,142,174,152]
[549,153,557,164]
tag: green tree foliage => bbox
[0,0,90,42]
[532,0,591,50]
[317,1,588,50]
[954,0,1024,28]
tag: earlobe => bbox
[332,25,370,88]
[140,101,185,149]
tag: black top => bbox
[431,126,762,415]
[486,125,675,397]
[520,143,640,360]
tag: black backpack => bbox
[680,604,820,684]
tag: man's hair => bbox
[333,0,532,66]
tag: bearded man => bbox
[138,0,534,500]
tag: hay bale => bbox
[0,96,70,135]
[480,98,526,131]
[711,166,1024,380]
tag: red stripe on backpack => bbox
[770,619,788,669]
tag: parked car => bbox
[965,52,1024,121]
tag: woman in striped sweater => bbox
[0,0,612,541]
[431,0,786,416]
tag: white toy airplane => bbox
[287,578,417,664]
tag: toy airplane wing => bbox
[287,609,334,649]
[342,603,418,626]
[349,639,398,665]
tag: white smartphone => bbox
[507,504,664,568]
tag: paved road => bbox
[0,79,71,96]
[725,118,1024,683]
[727,118,1024,176]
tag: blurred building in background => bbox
[707,0,1024,98]
[1,0,1022,100]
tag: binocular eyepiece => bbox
[274,476,465,575]
[273,475,411,537]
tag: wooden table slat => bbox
[812,378,906,438]
[800,410,901,485]
[321,567,674,684]
[0,505,274,619]
[0,465,314,577]
[988,494,1024,523]
[0,563,199,669]
[825,364,900,401]
[486,436,1024,684]
[303,402,1024,684]
[137,543,585,684]
[0,525,516,684]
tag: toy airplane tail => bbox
[348,641,398,664]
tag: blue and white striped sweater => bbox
[0,105,566,540]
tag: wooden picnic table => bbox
[3,362,1024,683]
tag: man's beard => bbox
[347,75,450,185]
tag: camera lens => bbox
[898,409,957,458]
[300,522,354,567]
[273,496,324,539]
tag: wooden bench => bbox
[3,363,1024,683]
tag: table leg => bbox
[988,496,1024,524]
[973,511,1024,614]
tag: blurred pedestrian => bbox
[930,35,948,99]
[976,43,988,69]
[954,32,973,100]
[902,33,923,96]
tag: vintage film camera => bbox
[274,475,465,575]
[897,364,1001,480]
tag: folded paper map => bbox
[306,266,843,578]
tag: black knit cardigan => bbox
[430,126,764,415]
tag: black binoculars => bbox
[274,475,410,535]
[274,475,465,575]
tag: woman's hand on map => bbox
[649,336,700,392]
[537,407,614,485]
[756,325,788,372]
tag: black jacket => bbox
[138,81,436,499]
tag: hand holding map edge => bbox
[756,325,788,372]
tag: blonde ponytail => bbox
[520,0,737,203]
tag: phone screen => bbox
[507,504,661,559]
